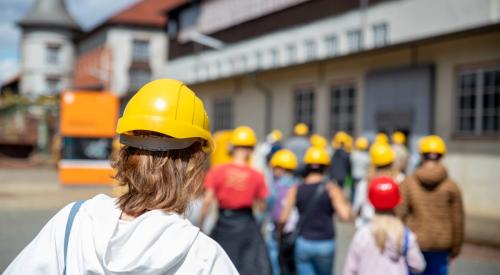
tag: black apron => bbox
[211,208,272,275]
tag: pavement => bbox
[1,167,500,274]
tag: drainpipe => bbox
[249,73,272,135]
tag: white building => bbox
[164,0,500,244]
[18,0,81,98]
[73,0,175,104]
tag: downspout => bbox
[249,73,272,135]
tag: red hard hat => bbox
[368,176,401,210]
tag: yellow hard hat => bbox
[419,135,447,155]
[332,131,352,149]
[310,134,328,148]
[294,123,309,136]
[269,129,283,142]
[116,79,212,151]
[304,146,331,166]
[375,133,389,144]
[370,142,395,166]
[355,137,369,150]
[392,131,406,145]
[270,149,298,170]
[231,126,257,147]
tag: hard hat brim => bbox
[116,115,214,152]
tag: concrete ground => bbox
[1,167,500,274]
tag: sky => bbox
[0,0,138,84]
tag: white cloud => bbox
[0,58,19,85]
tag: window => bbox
[46,77,60,94]
[270,48,279,67]
[347,29,362,52]
[214,97,233,131]
[132,40,149,61]
[46,45,60,64]
[304,40,317,60]
[240,55,247,71]
[294,87,315,131]
[255,51,263,69]
[373,23,388,47]
[62,137,112,160]
[287,44,297,64]
[330,83,356,135]
[129,68,151,91]
[456,67,500,134]
[325,35,338,57]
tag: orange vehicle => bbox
[58,91,119,185]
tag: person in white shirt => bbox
[350,137,370,202]
[4,79,238,275]
[353,143,404,228]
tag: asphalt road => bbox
[1,167,500,274]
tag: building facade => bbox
[18,0,81,98]
[164,0,500,243]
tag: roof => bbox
[18,0,80,31]
[79,0,185,42]
[1,74,20,88]
[107,0,185,28]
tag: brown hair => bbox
[112,142,208,216]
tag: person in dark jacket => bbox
[397,135,464,275]
[329,131,352,188]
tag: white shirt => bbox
[4,194,238,275]
[353,173,406,228]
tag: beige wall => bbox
[418,32,500,218]
[192,31,500,220]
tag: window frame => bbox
[46,44,61,65]
[292,85,315,132]
[213,96,234,131]
[453,60,500,140]
[128,67,151,92]
[347,29,362,53]
[46,76,61,94]
[373,23,388,48]
[132,39,150,62]
[286,44,297,64]
[324,35,338,57]
[328,80,357,137]
[304,39,317,61]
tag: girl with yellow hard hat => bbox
[5,79,238,274]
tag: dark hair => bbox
[423,153,442,161]
[305,164,327,175]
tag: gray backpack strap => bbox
[63,200,85,275]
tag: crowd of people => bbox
[199,122,465,275]
[4,79,464,275]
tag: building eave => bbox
[187,22,500,86]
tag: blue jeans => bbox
[266,233,280,275]
[421,251,449,275]
[295,236,335,275]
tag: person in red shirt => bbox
[199,126,272,275]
